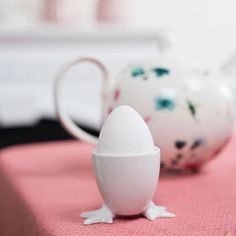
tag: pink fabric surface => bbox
[0,138,236,236]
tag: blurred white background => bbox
[133,0,236,68]
[1,0,236,67]
[1,0,236,137]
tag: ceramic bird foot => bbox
[143,201,176,220]
[80,204,114,225]
[81,201,175,225]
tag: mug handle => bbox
[54,57,109,144]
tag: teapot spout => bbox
[157,29,177,52]
[221,51,236,78]
[221,52,236,112]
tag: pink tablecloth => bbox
[0,139,236,236]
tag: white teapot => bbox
[54,53,236,172]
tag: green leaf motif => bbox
[152,67,170,77]
[187,100,196,118]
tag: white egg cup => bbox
[81,147,175,225]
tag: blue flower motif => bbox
[155,96,175,111]
[131,67,145,77]
[152,67,170,77]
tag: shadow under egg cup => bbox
[81,147,175,224]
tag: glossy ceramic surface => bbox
[102,61,235,171]
[92,148,160,215]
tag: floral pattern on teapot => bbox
[54,55,236,173]
[104,63,235,172]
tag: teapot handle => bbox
[54,57,109,144]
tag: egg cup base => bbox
[80,201,175,225]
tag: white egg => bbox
[97,105,155,155]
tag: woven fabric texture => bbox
[0,139,236,236]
